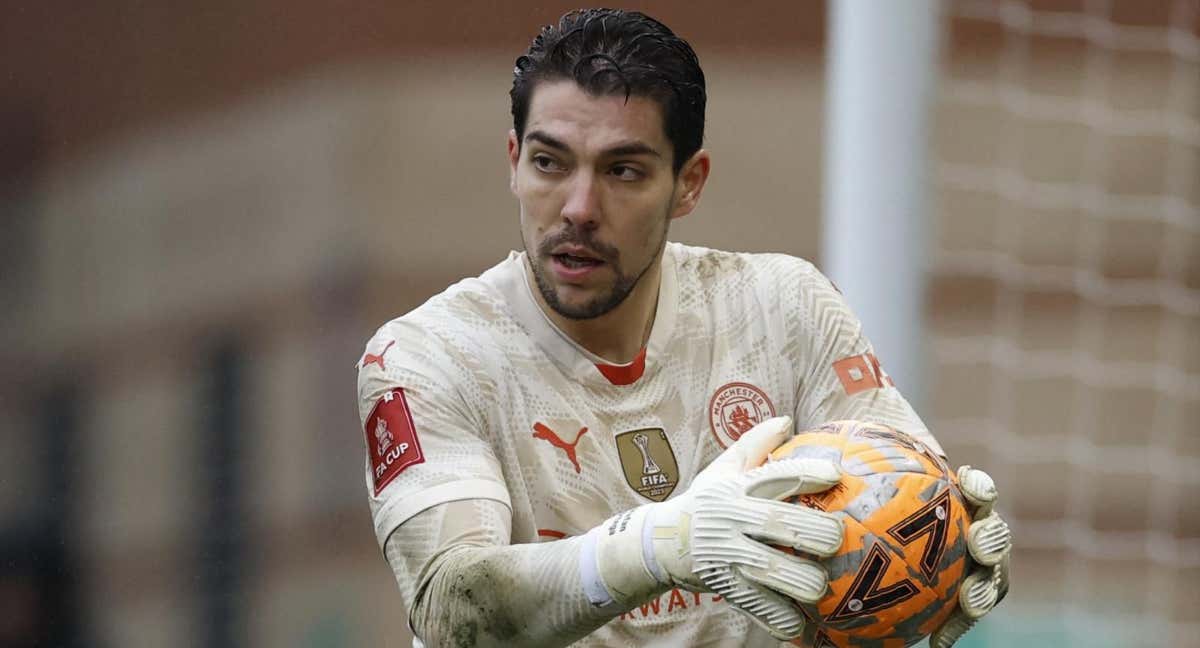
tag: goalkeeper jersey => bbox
[357,242,939,647]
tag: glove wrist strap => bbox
[580,505,667,607]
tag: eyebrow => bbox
[524,130,663,159]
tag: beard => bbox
[527,215,669,321]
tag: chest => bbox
[488,334,798,538]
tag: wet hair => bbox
[510,8,707,174]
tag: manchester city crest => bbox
[708,381,776,448]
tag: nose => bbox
[560,171,600,229]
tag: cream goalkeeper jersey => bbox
[357,242,940,647]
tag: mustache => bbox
[537,227,620,264]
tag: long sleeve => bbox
[385,499,628,647]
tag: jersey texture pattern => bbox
[358,243,937,647]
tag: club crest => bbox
[615,428,679,502]
[708,381,776,448]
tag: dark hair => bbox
[510,8,707,174]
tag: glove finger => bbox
[967,511,1012,566]
[956,466,998,519]
[713,416,795,473]
[995,552,1011,604]
[714,571,808,639]
[929,607,976,648]
[959,564,1000,619]
[736,544,830,604]
[744,457,842,499]
[740,498,843,557]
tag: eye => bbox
[610,164,644,181]
[532,154,565,173]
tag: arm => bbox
[361,324,616,646]
[387,500,616,648]
[384,418,848,647]
[785,262,1011,647]
[788,260,942,455]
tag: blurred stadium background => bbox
[1,1,1195,646]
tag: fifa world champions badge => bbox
[365,388,425,495]
[615,428,680,502]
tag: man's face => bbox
[508,81,691,320]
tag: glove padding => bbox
[929,466,1013,648]
[589,416,844,640]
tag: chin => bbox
[552,292,604,318]
[553,289,630,321]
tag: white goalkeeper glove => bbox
[579,416,845,639]
[930,466,1013,648]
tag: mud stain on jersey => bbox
[450,619,478,647]
[444,562,520,646]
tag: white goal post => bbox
[822,0,944,411]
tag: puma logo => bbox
[362,340,395,370]
[532,422,589,473]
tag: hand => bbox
[585,416,845,639]
[930,466,1013,648]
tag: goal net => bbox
[930,0,1199,646]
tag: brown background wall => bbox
[0,1,823,171]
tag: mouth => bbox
[551,253,605,269]
[550,246,605,270]
[544,244,609,283]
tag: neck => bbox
[527,250,663,364]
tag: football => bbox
[769,420,970,648]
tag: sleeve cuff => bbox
[373,478,512,549]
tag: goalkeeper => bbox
[357,8,1010,647]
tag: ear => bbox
[670,149,711,220]
[507,130,520,194]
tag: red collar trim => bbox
[595,347,647,386]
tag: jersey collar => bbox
[499,244,679,388]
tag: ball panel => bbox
[816,518,948,637]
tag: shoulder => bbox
[413,261,520,339]
[374,253,523,356]
[669,242,829,300]
[356,254,525,398]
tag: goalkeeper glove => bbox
[930,466,1013,648]
[579,416,845,639]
